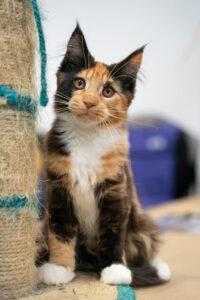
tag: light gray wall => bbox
[38,0,200,192]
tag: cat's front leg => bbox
[97,178,132,285]
[38,185,78,285]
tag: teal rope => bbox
[0,85,36,114]
[29,0,48,107]
[116,285,136,300]
[0,196,28,209]
[0,195,39,213]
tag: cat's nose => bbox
[83,100,96,110]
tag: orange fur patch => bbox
[132,51,143,67]
[79,62,110,83]
[48,232,76,271]
[48,153,71,176]
[100,143,128,181]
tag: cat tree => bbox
[0,0,47,298]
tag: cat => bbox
[38,24,171,287]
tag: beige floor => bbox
[137,197,200,300]
[23,197,200,300]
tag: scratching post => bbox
[0,0,48,298]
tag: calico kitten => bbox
[38,24,171,286]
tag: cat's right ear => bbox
[57,24,94,85]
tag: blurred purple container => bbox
[129,120,182,208]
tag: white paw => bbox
[38,263,75,285]
[101,264,132,285]
[151,258,171,281]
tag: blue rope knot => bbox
[0,196,28,209]
[0,85,37,114]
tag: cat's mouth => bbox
[72,109,107,125]
[69,105,106,122]
[78,110,92,117]
[77,110,97,120]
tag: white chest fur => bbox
[61,120,127,237]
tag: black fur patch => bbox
[47,170,64,181]
[95,175,131,269]
[47,125,69,155]
[75,233,100,273]
[108,63,136,97]
[48,185,78,242]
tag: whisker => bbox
[54,99,69,105]
[109,60,144,82]
[55,108,69,113]
[95,109,157,128]
[110,60,134,78]
[108,63,119,78]
[56,91,71,99]
[89,108,126,121]
[105,118,122,139]
[114,74,137,80]
[90,107,127,114]
[100,116,120,139]
[128,120,157,128]
[107,113,125,120]
[98,119,103,135]
[108,109,127,113]
[103,119,114,141]
[56,94,70,100]
[55,94,70,101]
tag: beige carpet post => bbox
[0,1,39,298]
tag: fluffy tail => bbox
[131,259,171,287]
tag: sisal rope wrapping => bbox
[0,210,37,300]
[0,107,37,197]
[0,0,37,97]
[0,0,40,298]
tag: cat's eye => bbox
[102,86,115,98]
[74,78,86,90]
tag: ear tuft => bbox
[110,45,146,79]
[131,44,146,68]
[73,22,82,34]
[66,23,88,64]
[109,45,146,103]
[59,23,94,73]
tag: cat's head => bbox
[55,24,144,127]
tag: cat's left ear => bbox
[109,46,145,102]
[111,46,145,77]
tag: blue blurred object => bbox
[37,173,46,219]
[155,213,200,234]
[129,117,195,208]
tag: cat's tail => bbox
[131,258,171,287]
